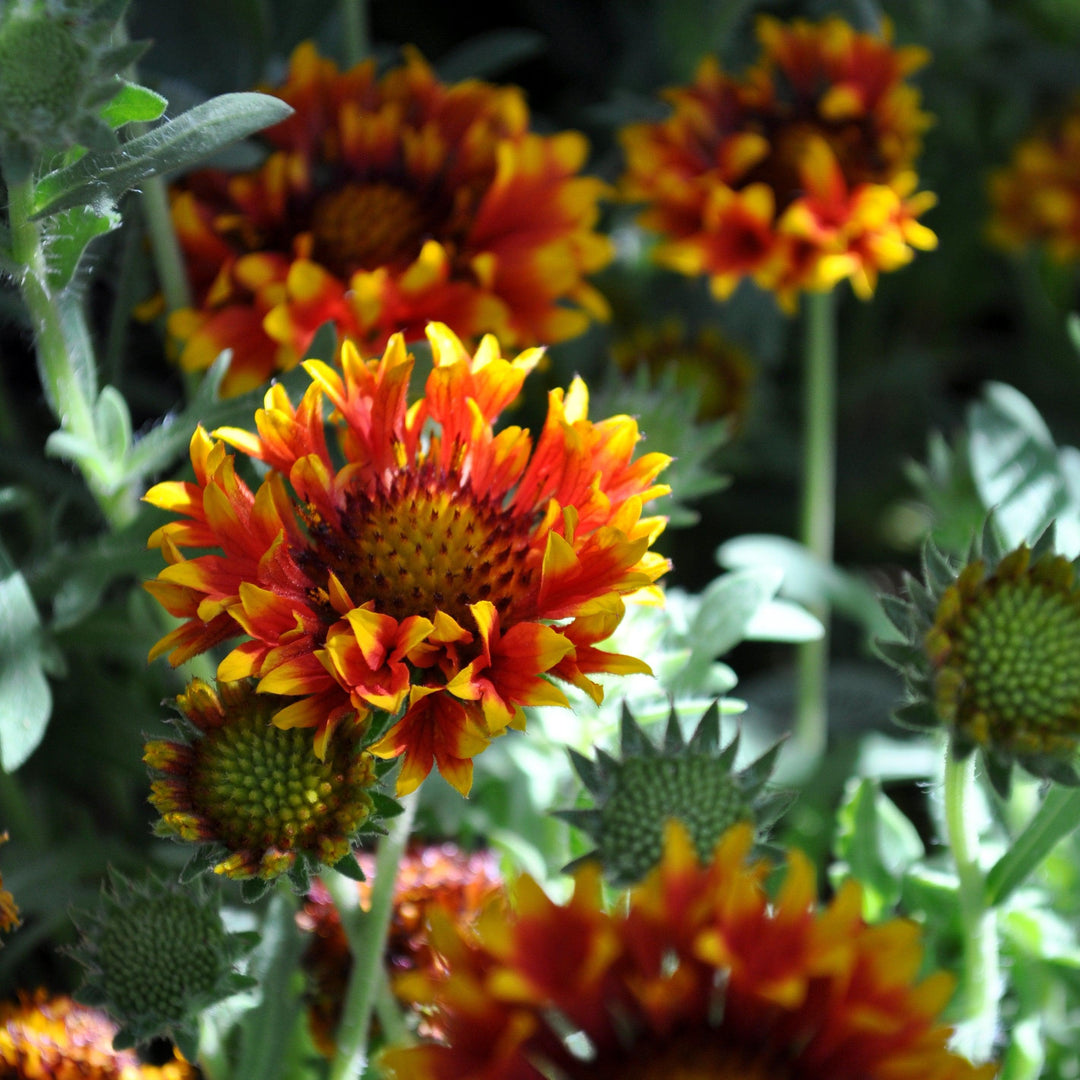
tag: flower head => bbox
[879,522,1080,795]
[619,16,936,308]
[145,678,384,888]
[557,702,788,886]
[0,990,195,1079]
[612,320,754,427]
[299,842,504,1055]
[144,325,670,795]
[169,43,613,395]
[988,104,1080,262]
[381,822,994,1080]
[70,873,256,1060]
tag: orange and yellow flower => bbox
[144,324,669,795]
[619,16,937,308]
[169,43,613,396]
[988,104,1080,262]
[381,823,995,1080]
[0,990,194,1079]
[299,842,504,1055]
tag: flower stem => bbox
[985,784,1080,907]
[341,0,369,66]
[5,174,135,528]
[326,790,417,1080]
[794,288,836,766]
[943,746,1000,1063]
[141,176,193,316]
[6,176,96,443]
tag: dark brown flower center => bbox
[300,469,537,627]
[310,181,430,277]
[582,1030,783,1080]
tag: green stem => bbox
[6,176,97,441]
[794,288,837,766]
[944,746,1000,1063]
[326,791,418,1080]
[341,0,370,66]
[5,174,135,527]
[141,175,193,315]
[985,785,1080,907]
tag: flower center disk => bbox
[188,700,372,855]
[943,570,1080,752]
[301,471,537,626]
[310,181,430,277]
[584,1030,782,1080]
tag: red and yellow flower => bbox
[988,104,1080,262]
[169,43,613,396]
[299,842,504,1055]
[0,990,194,1079]
[381,823,995,1080]
[619,16,937,308]
[144,324,669,795]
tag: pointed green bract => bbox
[557,702,788,886]
[878,520,1080,796]
[71,872,256,1050]
[0,0,147,168]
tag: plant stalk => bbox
[794,288,837,766]
[944,746,1000,1063]
[5,174,135,527]
[341,0,369,67]
[326,791,418,1080]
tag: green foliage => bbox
[0,568,54,771]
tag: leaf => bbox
[742,599,823,643]
[716,534,897,641]
[32,92,294,219]
[45,204,121,291]
[100,81,167,128]
[688,566,784,659]
[833,778,924,921]
[93,386,133,463]
[0,571,52,771]
[967,382,1069,548]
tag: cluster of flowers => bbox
[141,322,670,889]
[620,16,938,308]
[169,45,613,395]
[34,13,1080,1077]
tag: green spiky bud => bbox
[146,678,398,901]
[0,14,85,131]
[556,702,789,886]
[72,872,256,1056]
[0,0,145,170]
[878,519,1080,796]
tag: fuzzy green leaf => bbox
[0,571,52,771]
[45,203,121,290]
[93,386,133,463]
[32,92,293,219]
[688,566,784,660]
[100,81,167,128]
